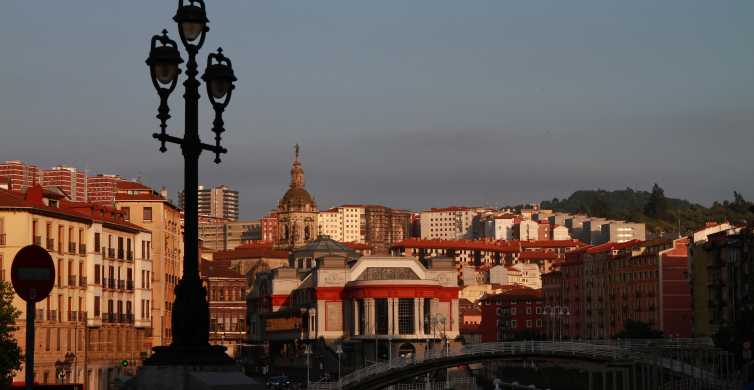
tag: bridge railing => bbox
[339,340,731,388]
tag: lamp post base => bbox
[144,345,235,366]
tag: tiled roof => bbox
[392,239,520,252]
[518,250,560,260]
[214,242,288,260]
[116,181,152,190]
[200,259,244,279]
[479,286,543,301]
[521,239,584,249]
[585,240,642,254]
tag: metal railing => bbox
[68,242,76,254]
[79,276,87,287]
[46,238,55,250]
[338,340,731,389]
[34,235,42,246]
[79,244,86,254]
[68,275,77,287]
[108,248,115,258]
[0,233,5,246]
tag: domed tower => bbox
[276,144,319,250]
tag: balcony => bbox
[68,242,76,254]
[47,310,57,322]
[117,280,125,290]
[79,311,87,322]
[127,280,134,290]
[127,251,133,261]
[34,236,42,246]
[79,276,87,287]
[35,309,45,320]
[79,244,86,255]
[68,311,77,321]
[46,238,55,251]
[105,313,116,323]
[0,233,5,246]
[107,248,115,259]
[117,249,124,260]
[107,278,115,289]
[68,275,77,287]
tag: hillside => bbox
[540,185,754,235]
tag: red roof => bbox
[479,286,543,301]
[200,259,244,279]
[425,206,475,212]
[585,240,642,254]
[342,241,371,250]
[518,250,559,260]
[393,238,520,252]
[214,242,288,260]
[116,180,152,190]
[521,239,584,249]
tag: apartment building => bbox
[179,185,239,222]
[198,220,261,251]
[41,166,88,203]
[0,186,151,389]
[542,238,691,339]
[420,207,482,240]
[0,160,40,192]
[114,180,182,348]
[87,174,123,204]
[317,205,365,243]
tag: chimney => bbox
[160,187,168,199]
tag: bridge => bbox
[325,340,742,390]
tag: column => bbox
[353,300,360,336]
[387,298,394,335]
[415,298,423,337]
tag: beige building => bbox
[317,206,365,243]
[0,186,152,389]
[114,181,182,348]
[198,220,261,252]
[420,207,483,240]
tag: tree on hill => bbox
[644,183,669,219]
[0,281,21,386]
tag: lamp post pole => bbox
[336,344,343,388]
[305,344,312,386]
[145,0,237,364]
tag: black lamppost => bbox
[144,0,237,364]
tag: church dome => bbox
[278,187,316,211]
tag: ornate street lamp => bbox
[144,0,237,365]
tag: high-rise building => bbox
[41,165,88,202]
[87,174,123,204]
[198,220,261,252]
[179,185,239,222]
[114,180,183,347]
[419,207,484,240]
[0,160,40,192]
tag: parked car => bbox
[266,376,291,389]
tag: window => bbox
[143,207,153,222]
[375,298,388,335]
[94,297,100,316]
[510,320,517,329]
[122,207,130,221]
[398,298,415,334]
[536,319,543,327]
[536,307,542,314]
[94,265,100,284]
[94,233,100,252]
[526,320,533,328]
[511,307,517,315]
[526,307,532,315]
[357,300,365,335]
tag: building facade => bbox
[200,260,247,357]
[41,166,88,203]
[542,238,691,339]
[420,207,484,240]
[179,185,239,222]
[114,180,183,348]
[479,287,544,342]
[87,174,123,205]
[0,160,41,192]
[198,220,261,252]
[0,186,152,389]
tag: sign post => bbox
[11,245,55,390]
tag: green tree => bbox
[0,281,21,386]
[614,320,663,339]
[644,183,669,219]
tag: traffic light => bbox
[121,359,129,367]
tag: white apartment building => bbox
[317,205,365,243]
[552,225,570,240]
[420,207,480,240]
[516,220,539,241]
[489,263,542,290]
[483,215,517,240]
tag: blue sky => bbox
[2,1,753,218]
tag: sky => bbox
[1,1,754,219]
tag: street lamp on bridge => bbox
[144,0,237,365]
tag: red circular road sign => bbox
[11,245,55,302]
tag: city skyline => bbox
[2,1,754,219]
